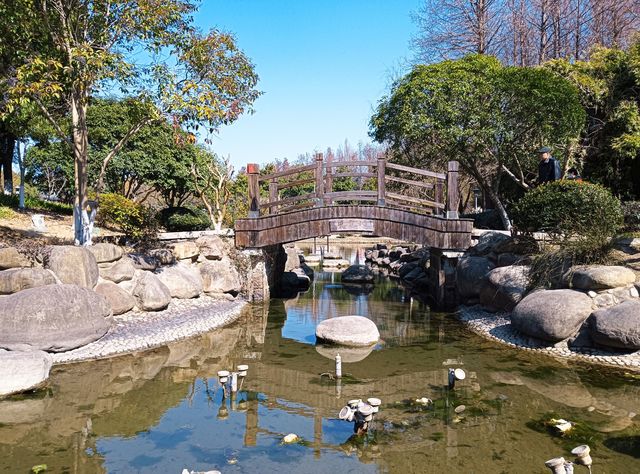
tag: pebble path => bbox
[52,296,247,364]
[458,305,640,371]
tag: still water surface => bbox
[1,249,640,473]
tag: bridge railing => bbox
[246,155,459,219]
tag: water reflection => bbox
[1,263,640,473]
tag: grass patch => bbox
[0,194,73,215]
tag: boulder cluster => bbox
[459,232,640,353]
[364,244,430,288]
[0,236,242,397]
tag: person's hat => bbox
[537,146,551,153]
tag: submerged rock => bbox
[0,350,53,397]
[316,315,380,347]
[341,265,374,283]
[511,289,593,342]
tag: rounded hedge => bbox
[97,193,156,239]
[512,180,623,237]
[159,206,211,232]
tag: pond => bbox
[1,247,640,473]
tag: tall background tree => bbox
[1,0,260,244]
[370,54,585,229]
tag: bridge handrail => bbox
[245,155,460,219]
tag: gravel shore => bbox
[52,296,247,364]
[458,305,640,370]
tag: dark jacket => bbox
[538,157,562,184]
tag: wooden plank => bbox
[331,172,377,179]
[324,191,377,200]
[385,175,435,189]
[276,177,316,190]
[259,163,316,181]
[386,192,446,209]
[324,160,377,168]
[259,193,315,209]
[277,201,316,213]
[386,162,446,180]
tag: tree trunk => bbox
[71,88,92,246]
[484,185,512,230]
[1,133,15,195]
[17,140,26,208]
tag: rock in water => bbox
[94,281,136,315]
[571,265,637,290]
[589,300,640,350]
[45,245,99,288]
[0,284,112,352]
[0,268,58,294]
[341,265,374,283]
[0,350,53,397]
[511,289,593,342]
[316,316,380,346]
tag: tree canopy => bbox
[1,0,260,244]
[370,54,586,229]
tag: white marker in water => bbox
[335,353,342,378]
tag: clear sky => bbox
[195,0,422,169]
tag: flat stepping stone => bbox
[315,315,380,347]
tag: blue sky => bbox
[195,0,422,169]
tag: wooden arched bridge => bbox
[235,153,473,250]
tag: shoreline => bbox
[457,305,640,371]
[52,296,248,365]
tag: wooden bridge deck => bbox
[234,154,473,250]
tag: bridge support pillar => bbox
[237,248,270,302]
[428,248,464,310]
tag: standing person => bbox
[537,146,562,184]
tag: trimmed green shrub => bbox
[514,181,625,290]
[512,181,623,237]
[97,193,157,239]
[0,193,73,215]
[0,206,15,219]
[159,206,211,232]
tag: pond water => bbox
[2,247,640,473]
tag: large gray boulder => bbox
[0,268,58,295]
[88,243,123,263]
[456,256,495,300]
[0,350,53,397]
[284,246,302,272]
[127,253,160,271]
[149,248,176,266]
[155,262,203,299]
[94,281,136,315]
[0,284,112,352]
[316,316,380,347]
[99,258,136,283]
[480,266,529,311]
[200,257,241,294]
[493,235,539,255]
[589,301,640,350]
[45,246,99,288]
[341,265,374,283]
[571,265,637,291]
[0,247,31,269]
[196,235,225,260]
[511,289,593,342]
[132,271,172,311]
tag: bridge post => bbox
[446,160,459,219]
[314,153,324,207]
[247,163,260,218]
[324,152,333,206]
[269,180,278,215]
[377,156,386,206]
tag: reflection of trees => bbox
[0,306,269,474]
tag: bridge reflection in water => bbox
[2,274,640,473]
